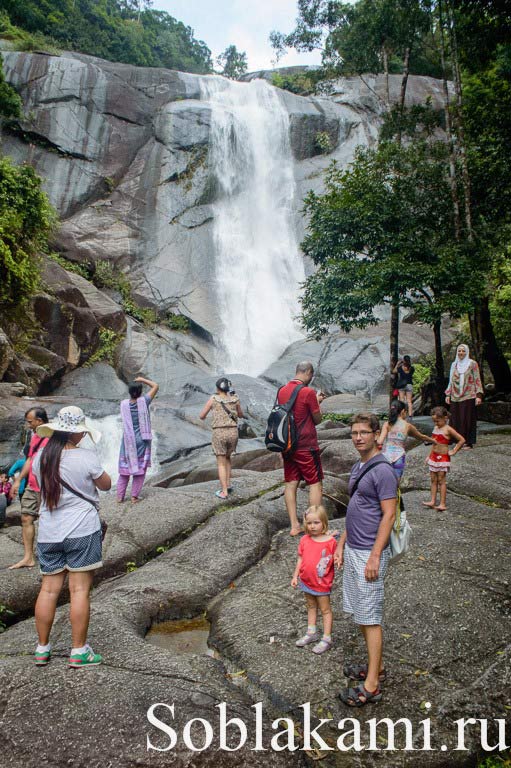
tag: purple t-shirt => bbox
[346,455,398,550]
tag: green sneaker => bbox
[68,646,102,668]
[34,648,51,666]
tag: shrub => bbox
[0,603,14,633]
[0,157,55,314]
[165,313,190,332]
[315,131,332,154]
[47,252,90,279]
[271,71,315,95]
[412,362,433,391]
[85,328,122,367]
[93,260,118,289]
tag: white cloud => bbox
[154,0,321,71]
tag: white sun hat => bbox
[36,406,102,444]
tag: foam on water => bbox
[199,76,305,376]
[79,414,160,487]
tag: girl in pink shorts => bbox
[423,407,465,511]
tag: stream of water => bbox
[199,76,305,376]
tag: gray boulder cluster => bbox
[0,425,509,767]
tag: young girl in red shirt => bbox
[291,505,337,654]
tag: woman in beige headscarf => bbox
[445,344,483,449]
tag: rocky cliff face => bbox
[0,51,449,424]
[2,51,445,330]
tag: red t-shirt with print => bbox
[277,380,321,450]
[298,535,337,593]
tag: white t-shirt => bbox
[32,447,105,543]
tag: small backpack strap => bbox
[349,458,389,498]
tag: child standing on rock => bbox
[423,406,465,511]
[291,505,336,655]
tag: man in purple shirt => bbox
[334,412,397,707]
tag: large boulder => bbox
[0,328,14,378]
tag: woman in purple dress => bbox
[117,376,159,502]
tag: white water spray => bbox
[80,415,160,488]
[200,77,305,376]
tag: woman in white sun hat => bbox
[31,406,111,669]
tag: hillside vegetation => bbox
[0,0,212,74]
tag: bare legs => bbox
[35,570,94,647]
[284,480,323,536]
[423,471,447,510]
[9,513,36,569]
[305,593,333,637]
[360,624,384,692]
[435,472,447,510]
[216,455,230,497]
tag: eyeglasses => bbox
[351,430,375,437]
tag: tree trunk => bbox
[445,0,473,239]
[433,319,446,402]
[382,47,390,107]
[471,298,511,394]
[397,46,411,145]
[438,0,462,240]
[389,301,399,408]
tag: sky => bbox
[152,0,323,71]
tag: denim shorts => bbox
[298,579,331,597]
[37,531,102,575]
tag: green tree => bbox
[270,0,440,90]
[0,0,213,74]
[217,45,248,80]
[0,157,55,313]
[0,51,22,122]
[300,140,483,398]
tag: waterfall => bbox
[200,76,305,376]
[79,415,160,487]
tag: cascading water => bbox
[199,77,305,376]
[79,415,160,488]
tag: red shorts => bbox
[283,449,323,485]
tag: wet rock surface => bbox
[0,435,509,766]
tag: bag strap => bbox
[349,458,389,498]
[219,400,238,424]
[60,477,99,511]
[275,382,304,412]
[30,435,45,457]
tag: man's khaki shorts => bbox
[21,488,41,517]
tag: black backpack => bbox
[265,383,304,454]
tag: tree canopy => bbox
[0,156,55,313]
[217,45,248,80]
[286,0,511,393]
[0,0,213,74]
[300,139,482,337]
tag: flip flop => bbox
[215,490,228,499]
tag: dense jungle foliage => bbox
[273,0,511,395]
[0,0,212,74]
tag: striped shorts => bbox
[343,543,391,626]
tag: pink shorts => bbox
[428,452,450,473]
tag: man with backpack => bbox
[274,361,325,535]
[334,412,397,708]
